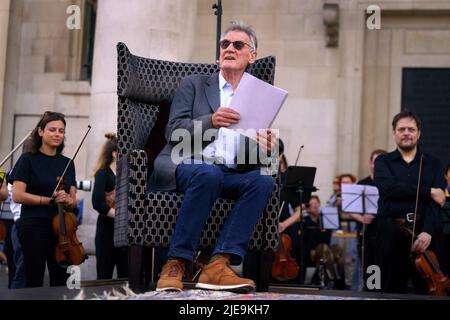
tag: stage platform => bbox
[1,279,449,300]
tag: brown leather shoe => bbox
[195,256,256,293]
[156,258,185,292]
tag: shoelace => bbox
[215,259,238,277]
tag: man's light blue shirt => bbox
[202,73,241,166]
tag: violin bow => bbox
[410,154,424,259]
[0,130,33,169]
[50,125,91,200]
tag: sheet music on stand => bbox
[341,184,379,214]
[321,206,339,230]
[340,183,378,292]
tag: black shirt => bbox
[92,167,115,216]
[302,215,331,265]
[358,176,374,186]
[374,148,445,235]
[13,152,76,220]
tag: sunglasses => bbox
[219,39,252,51]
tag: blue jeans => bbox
[11,222,26,289]
[168,162,274,263]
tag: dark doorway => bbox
[402,68,450,170]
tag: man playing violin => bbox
[374,110,446,294]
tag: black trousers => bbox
[377,218,429,294]
[95,216,128,279]
[17,218,68,287]
[0,219,14,288]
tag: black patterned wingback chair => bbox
[115,42,280,291]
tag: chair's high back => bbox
[115,42,277,248]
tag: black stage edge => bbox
[1,279,449,300]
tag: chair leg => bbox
[144,247,157,290]
[128,245,144,292]
[243,250,273,292]
[257,250,273,292]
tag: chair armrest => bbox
[114,149,148,247]
[262,175,280,251]
[115,98,158,247]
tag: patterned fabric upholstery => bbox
[115,42,279,252]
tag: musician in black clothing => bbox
[351,149,386,289]
[302,196,332,268]
[12,111,77,287]
[92,133,127,280]
[374,110,446,294]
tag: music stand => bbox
[281,165,317,285]
[320,206,339,230]
[283,166,317,204]
[341,184,378,291]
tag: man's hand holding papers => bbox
[212,107,240,128]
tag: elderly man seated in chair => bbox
[150,21,277,292]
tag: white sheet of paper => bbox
[341,184,379,214]
[228,72,288,138]
[321,206,339,230]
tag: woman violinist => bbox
[92,133,127,280]
[12,111,77,287]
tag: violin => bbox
[105,189,116,209]
[51,126,91,268]
[415,249,450,296]
[271,233,300,281]
[399,222,450,296]
[52,176,87,268]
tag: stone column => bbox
[0,0,10,133]
[82,0,197,247]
